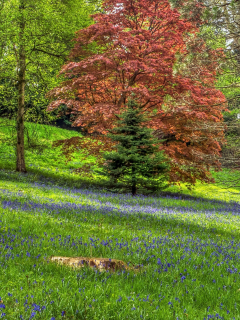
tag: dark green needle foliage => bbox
[103,100,169,196]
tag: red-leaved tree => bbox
[48,0,227,185]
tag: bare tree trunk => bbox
[132,166,137,196]
[16,2,26,173]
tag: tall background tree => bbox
[172,0,240,189]
[206,0,240,173]
[0,0,99,172]
[48,0,226,186]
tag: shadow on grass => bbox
[1,168,240,209]
[157,190,238,205]
[1,186,240,242]
[0,167,106,191]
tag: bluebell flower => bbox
[29,312,36,319]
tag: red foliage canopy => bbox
[48,0,227,185]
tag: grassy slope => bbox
[0,118,102,188]
[0,119,240,319]
[0,117,239,199]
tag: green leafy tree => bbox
[0,0,98,172]
[103,100,169,196]
[176,0,240,172]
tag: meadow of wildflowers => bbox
[0,168,240,320]
[1,121,240,319]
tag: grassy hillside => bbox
[0,118,102,188]
[0,119,240,319]
[0,117,240,198]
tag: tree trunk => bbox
[131,166,137,196]
[16,2,26,173]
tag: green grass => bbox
[0,119,240,319]
[0,118,103,188]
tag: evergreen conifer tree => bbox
[103,100,169,196]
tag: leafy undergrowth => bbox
[0,170,240,320]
